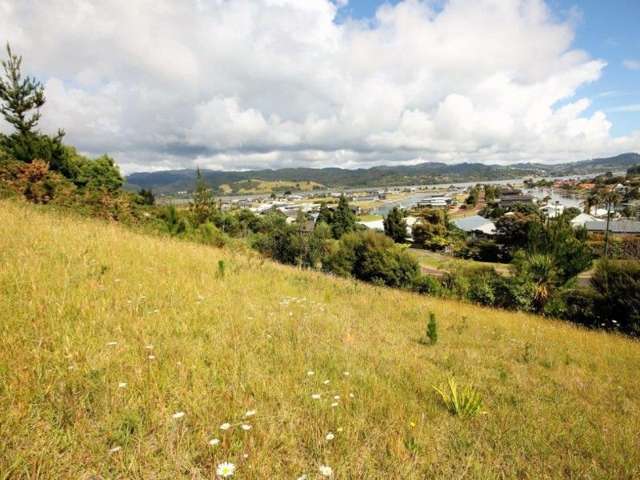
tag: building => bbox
[585,220,640,236]
[540,204,564,218]
[357,219,384,231]
[452,215,496,236]
[417,196,451,208]
[500,193,535,207]
[570,213,597,228]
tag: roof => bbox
[357,219,384,231]
[570,213,597,227]
[585,220,640,234]
[453,215,496,234]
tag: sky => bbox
[1,0,639,174]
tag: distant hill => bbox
[125,152,640,195]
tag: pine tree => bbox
[383,207,408,243]
[316,202,333,226]
[190,168,216,225]
[0,44,44,135]
[0,43,66,164]
[331,195,356,238]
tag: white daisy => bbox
[323,380,330,385]
[333,395,340,400]
[209,438,220,446]
[216,462,236,477]
[343,371,350,376]
[244,409,256,417]
[331,402,338,407]
[220,422,232,430]
[325,432,335,441]
[241,424,252,431]
[307,370,315,376]
[311,393,321,400]
[349,393,355,398]
[172,411,185,419]
[118,382,127,388]
[319,465,333,477]
[148,355,156,360]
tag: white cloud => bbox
[0,0,638,173]
[623,59,640,71]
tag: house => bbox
[540,204,564,218]
[570,213,597,228]
[417,196,451,208]
[500,193,535,207]
[452,215,496,236]
[585,220,640,236]
[357,219,384,231]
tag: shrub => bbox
[193,222,227,248]
[412,275,443,296]
[324,230,419,288]
[591,260,640,335]
[433,378,483,417]
[426,312,438,344]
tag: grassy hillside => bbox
[1,200,639,479]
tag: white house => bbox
[570,213,597,228]
[452,215,496,235]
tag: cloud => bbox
[0,0,638,174]
[623,59,640,71]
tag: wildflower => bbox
[319,465,333,477]
[109,446,121,453]
[241,424,252,431]
[325,432,335,441]
[243,453,249,459]
[307,370,315,376]
[118,382,127,388]
[244,409,256,417]
[323,380,330,385]
[148,355,156,360]
[331,402,338,407]
[216,462,236,477]
[343,371,350,376]
[172,411,185,419]
[209,438,220,446]
[333,395,340,400]
[297,475,308,480]
[349,393,355,398]
[145,344,154,350]
[311,393,321,400]
[106,341,118,346]
[220,422,232,430]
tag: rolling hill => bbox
[124,153,640,195]
[1,200,639,478]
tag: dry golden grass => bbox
[1,200,639,479]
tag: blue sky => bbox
[344,0,640,137]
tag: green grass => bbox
[1,200,640,478]
[410,248,510,274]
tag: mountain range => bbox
[124,152,640,195]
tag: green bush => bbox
[412,275,443,296]
[324,230,419,288]
[591,260,640,334]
